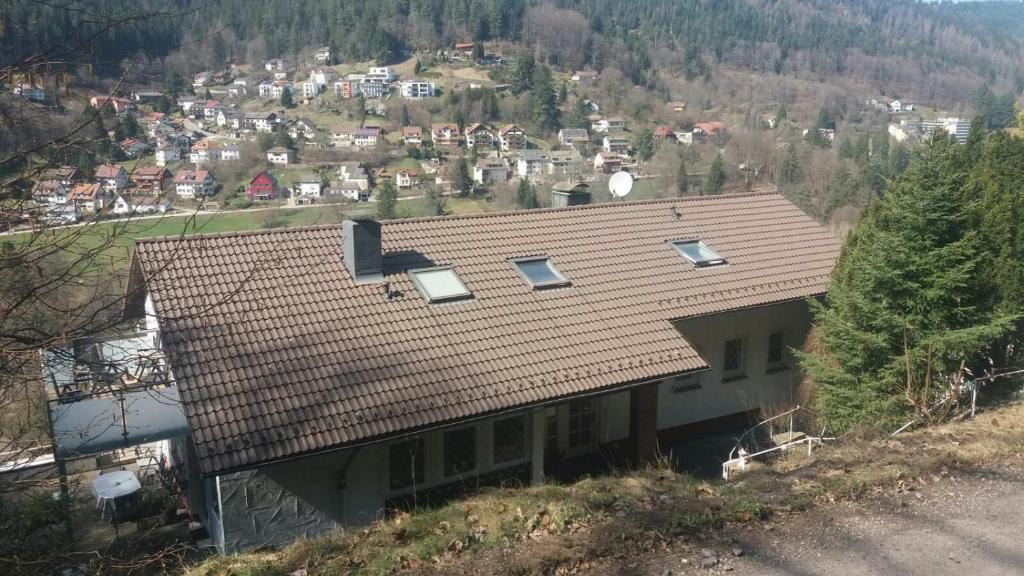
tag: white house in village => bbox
[473,157,508,184]
[395,169,420,189]
[591,116,626,133]
[516,150,548,178]
[112,194,170,216]
[400,80,436,99]
[174,170,214,199]
[155,147,180,167]
[293,174,323,203]
[465,123,494,148]
[266,147,292,166]
[52,194,839,556]
[94,165,129,194]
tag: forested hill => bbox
[4,0,1024,93]
[937,0,1024,40]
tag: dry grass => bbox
[185,403,1024,576]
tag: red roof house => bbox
[245,171,278,200]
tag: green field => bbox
[19,205,358,273]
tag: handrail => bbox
[728,404,822,462]
[722,435,836,480]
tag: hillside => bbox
[5,1,1024,101]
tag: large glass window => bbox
[671,240,726,267]
[409,266,472,303]
[493,415,526,463]
[512,257,570,289]
[568,399,595,449]
[443,427,477,476]
[389,438,424,491]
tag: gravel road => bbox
[667,464,1024,575]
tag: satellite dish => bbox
[608,171,633,198]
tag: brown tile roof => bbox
[174,170,210,184]
[95,164,123,179]
[695,121,726,134]
[131,193,839,475]
[69,183,100,200]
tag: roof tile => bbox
[134,193,839,475]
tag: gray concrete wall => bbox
[657,299,810,430]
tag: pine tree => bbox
[472,42,484,61]
[779,146,801,185]
[773,104,787,128]
[963,115,987,166]
[413,59,422,74]
[970,132,1024,367]
[558,81,568,104]
[511,53,535,94]
[676,154,689,197]
[400,104,410,127]
[452,157,472,197]
[516,178,538,209]
[567,98,589,130]
[376,181,398,220]
[123,114,139,138]
[280,86,294,108]
[531,64,559,132]
[704,154,726,195]
[799,138,1013,431]
[634,128,654,161]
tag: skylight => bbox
[671,240,727,267]
[512,257,570,289]
[409,266,472,303]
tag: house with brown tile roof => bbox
[498,123,527,151]
[109,192,839,553]
[431,123,460,146]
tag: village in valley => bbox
[16,39,977,231]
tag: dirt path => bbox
[632,463,1024,576]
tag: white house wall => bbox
[657,299,810,431]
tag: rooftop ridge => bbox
[133,192,785,245]
[133,221,345,244]
[380,191,781,226]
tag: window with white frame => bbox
[670,239,727,267]
[409,266,472,303]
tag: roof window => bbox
[409,266,472,303]
[511,257,570,289]
[671,240,726,267]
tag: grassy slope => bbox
[186,402,1024,576]
[17,206,352,272]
